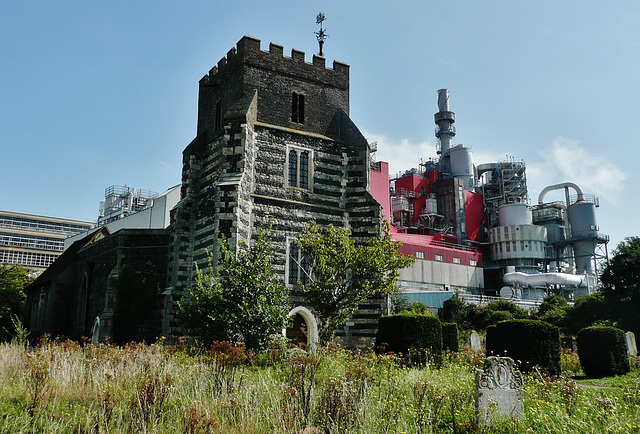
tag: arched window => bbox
[299,151,309,189]
[287,240,309,285]
[287,147,313,190]
[288,149,298,187]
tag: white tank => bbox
[424,197,438,214]
[498,203,532,226]
[449,145,474,190]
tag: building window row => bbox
[414,250,477,266]
[0,249,58,268]
[0,232,64,251]
[0,215,91,236]
[492,240,545,256]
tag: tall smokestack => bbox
[434,89,456,158]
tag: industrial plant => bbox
[382,89,609,306]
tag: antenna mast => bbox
[315,13,328,56]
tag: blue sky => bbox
[1,1,637,251]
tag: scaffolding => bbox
[98,185,158,225]
[482,158,529,228]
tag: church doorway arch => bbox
[285,306,318,350]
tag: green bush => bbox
[477,310,513,329]
[564,293,611,334]
[473,299,528,330]
[439,293,477,329]
[376,313,442,357]
[441,322,459,352]
[577,326,630,378]
[486,319,561,376]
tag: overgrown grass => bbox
[0,339,638,433]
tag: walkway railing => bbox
[458,292,542,310]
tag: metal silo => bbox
[449,145,475,190]
[498,203,532,226]
[568,200,598,274]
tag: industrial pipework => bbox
[503,271,587,288]
[538,182,585,204]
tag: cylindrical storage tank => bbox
[449,145,474,190]
[498,203,532,226]
[568,200,598,274]
[568,201,597,237]
[424,197,438,214]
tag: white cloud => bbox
[362,130,437,178]
[361,131,625,205]
[534,136,627,203]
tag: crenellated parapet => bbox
[199,36,349,90]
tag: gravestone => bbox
[470,330,482,351]
[626,331,638,357]
[476,356,524,425]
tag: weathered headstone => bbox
[626,331,638,357]
[470,330,482,351]
[476,356,524,425]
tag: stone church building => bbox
[26,36,388,348]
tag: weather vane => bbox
[314,12,328,57]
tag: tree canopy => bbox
[295,222,414,342]
[600,236,640,334]
[0,264,34,342]
[601,236,640,303]
[178,229,290,352]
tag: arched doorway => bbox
[284,306,318,350]
[287,313,307,346]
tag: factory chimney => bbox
[434,89,456,171]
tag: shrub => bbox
[406,301,434,316]
[376,313,442,358]
[439,293,477,329]
[476,310,513,329]
[441,322,459,352]
[577,326,630,378]
[473,299,528,330]
[564,292,610,334]
[486,319,561,376]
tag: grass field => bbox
[0,338,639,433]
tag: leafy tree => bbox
[564,292,612,334]
[439,292,477,329]
[601,236,640,334]
[295,222,414,342]
[473,299,528,329]
[389,291,410,314]
[405,301,434,316]
[0,264,34,342]
[534,294,570,329]
[178,229,290,352]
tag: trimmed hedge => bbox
[376,313,443,357]
[486,319,561,376]
[577,326,630,378]
[441,322,459,352]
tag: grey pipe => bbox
[538,182,585,204]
